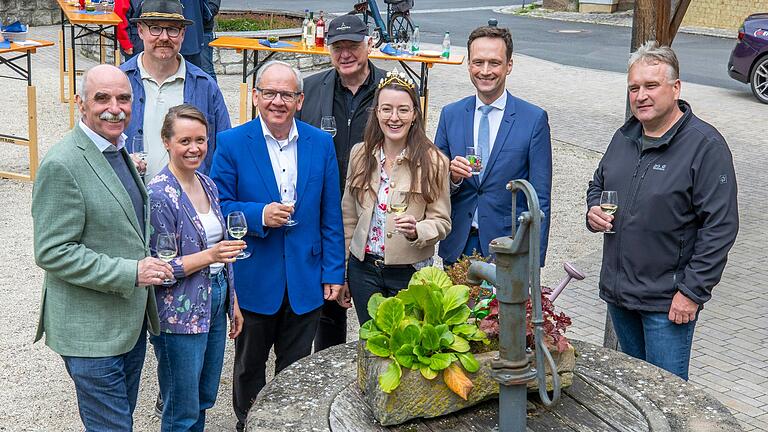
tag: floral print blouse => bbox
[147,166,236,334]
[364,147,432,269]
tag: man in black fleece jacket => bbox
[586,41,739,381]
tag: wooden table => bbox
[209,36,465,125]
[56,0,122,128]
[0,40,54,181]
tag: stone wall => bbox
[0,0,59,26]
[542,0,579,12]
[681,0,768,30]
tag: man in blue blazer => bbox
[435,26,552,267]
[210,61,346,431]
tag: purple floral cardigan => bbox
[148,166,236,334]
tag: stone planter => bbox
[357,342,576,426]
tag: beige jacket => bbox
[342,142,452,265]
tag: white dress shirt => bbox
[259,116,299,227]
[469,92,507,227]
[79,120,127,153]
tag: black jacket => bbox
[296,63,387,192]
[586,101,739,312]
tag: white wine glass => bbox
[132,136,147,176]
[600,191,618,234]
[227,211,251,259]
[320,116,337,138]
[388,190,409,236]
[280,181,298,227]
[156,232,177,285]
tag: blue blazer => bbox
[210,119,346,315]
[435,91,552,266]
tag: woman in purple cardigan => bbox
[147,104,245,431]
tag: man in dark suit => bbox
[435,25,552,266]
[210,60,346,432]
[296,14,386,351]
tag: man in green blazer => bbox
[31,64,173,431]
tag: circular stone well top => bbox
[246,340,742,432]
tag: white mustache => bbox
[99,111,127,121]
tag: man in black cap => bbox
[296,14,386,351]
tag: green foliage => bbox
[215,14,298,32]
[360,267,489,394]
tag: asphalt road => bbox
[221,1,746,92]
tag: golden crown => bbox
[378,68,416,90]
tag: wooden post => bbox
[605,0,692,350]
[59,29,67,103]
[68,46,76,128]
[28,85,38,181]
[239,82,248,126]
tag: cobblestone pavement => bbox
[0,23,765,431]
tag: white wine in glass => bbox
[321,116,337,138]
[156,232,177,285]
[280,181,298,227]
[388,190,408,235]
[600,191,618,234]
[227,211,251,259]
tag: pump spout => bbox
[467,261,497,287]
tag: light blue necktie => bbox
[478,104,494,180]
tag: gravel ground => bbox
[0,27,602,431]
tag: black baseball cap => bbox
[326,15,368,45]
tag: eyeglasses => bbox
[377,106,414,118]
[257,87,302,103]
[146,25,182,38]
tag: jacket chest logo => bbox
[652,163,667,171]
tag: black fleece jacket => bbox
[586,100,739,311]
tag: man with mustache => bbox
[120,0,230,181]
[435,25,552,267]
[31,64,172,431]
[586,41,738,381]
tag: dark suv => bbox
[728,13,768,104]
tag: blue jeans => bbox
[607,303,698,380]
[200,32,216,80]
[61,322,147,432]
[151,270,228,432]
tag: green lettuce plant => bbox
[359,267,489,399]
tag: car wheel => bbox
[750,55,768,104]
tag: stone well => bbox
[246,339,743,431]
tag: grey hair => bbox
[255,60,304,92]
[78,65,133,101]
[628,40,680,82]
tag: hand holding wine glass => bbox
[280,181,298,227]
[388,190,412,236]
[227,211,252,259]
[156,232,178,285]
[599,191,618,234]
[320,116,337,138]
